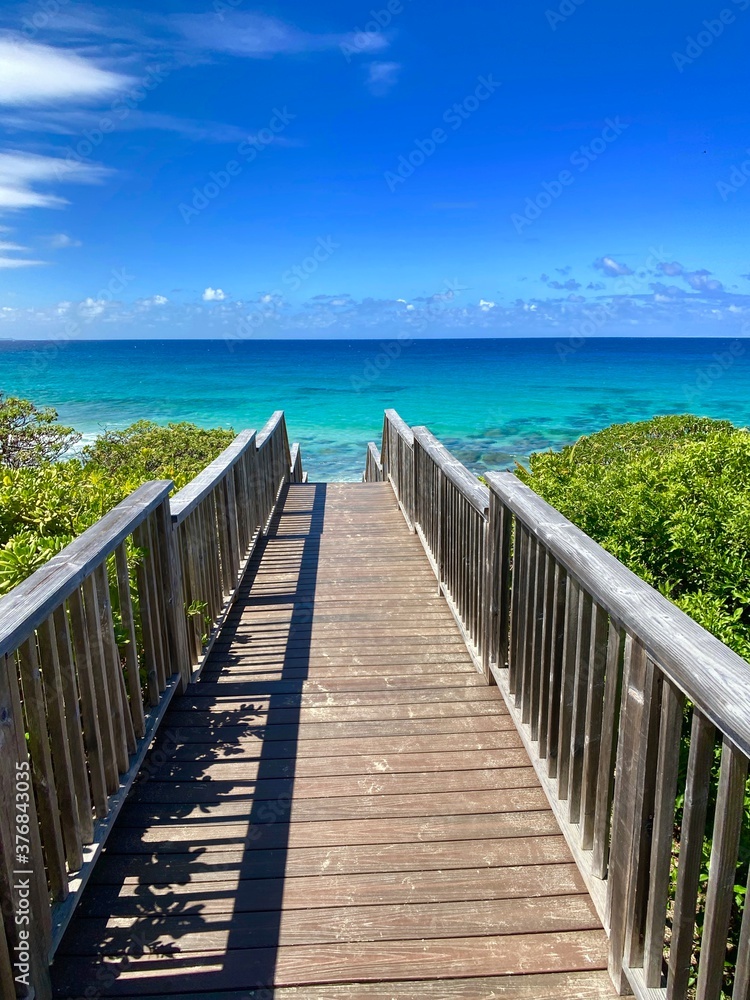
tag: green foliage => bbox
[0,394,81,468]
[82,421,234,491]
[516,415,750,659]
[0,408,234,596]
[518,415,750,997]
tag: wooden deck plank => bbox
[51,483,613,999]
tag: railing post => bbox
[154,498,192,690]
[0,652,52,1000]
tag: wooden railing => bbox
[366,409,750,1000]
[363,441,384,482]
[0,411,300,999]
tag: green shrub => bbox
[516,415,750,660]
[0,410,235,595]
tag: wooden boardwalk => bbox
[51,483,614,999]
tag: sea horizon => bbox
[2,336,748,481]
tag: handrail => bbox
[487,470,750,756]
[257,409,286,450]
[383,407,413,447]
[171,430,256,525]
[363,441,384,482]
[0,481,171,659]
[289,442,304,483]
[413,426,489,515]
[365,409,750,1000]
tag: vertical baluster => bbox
[557,575,580,799]
[68,588,108,816]
[641,678,685,985]
[113,542,146,739]
[694,740,748,1000]
[537,551,557,756]
[94,562,132,770]
[579,601,609,844]
[52,605,94,844]
[144,516,168,690]
[132,525,161,707]
[607,637,660,989]
[224,472,241,585]
[17,636,68,900]
[508,522,526,696]
[154,499,190,687]
[36,616,83,872]
[545,562,567,777]
[0,650,52,1000]
[81,573,119,794]
[567,590,593,824]
[520,532,537,721]
[529,542,546,740]
[666,710,716,999]
[591,622,625,877]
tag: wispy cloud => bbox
[173,11,388,59]
[45,233,82,249]
[594,255,634,277]
[0,150,111,211]
[366,61,401,96]
[0,107,251,144]
[0,36,130,105]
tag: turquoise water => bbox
[1,338,749,481]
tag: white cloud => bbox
[366,61,401,96]
[151,294,168,305]
[0,240,27,251]
[202,287,226,301]
[594,256,634,277]
[0,256,44,268]
[46,233,82,249]
[175,12,388,58]
[479,299,496,311]
[0,151,110,212]
[0,108,251,144]
[78,297,108,318]
[0,37,129,106]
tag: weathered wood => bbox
[52,605,94,845]
[0,481,172,659]
[487,471,750,758]
[591,622,624,879]
[643,677,684,986]
[113,543,146,738]
[36,616,83,873]
[68,588,108,818]
[51,482,610,1000]
[18,636,68,901]
[695,740,748,1000]
[666,710,715,999]
[170,430,256,525]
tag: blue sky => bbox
[0,0,748,337]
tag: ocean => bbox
[1,338,748,481]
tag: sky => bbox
[0,0,748,338]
